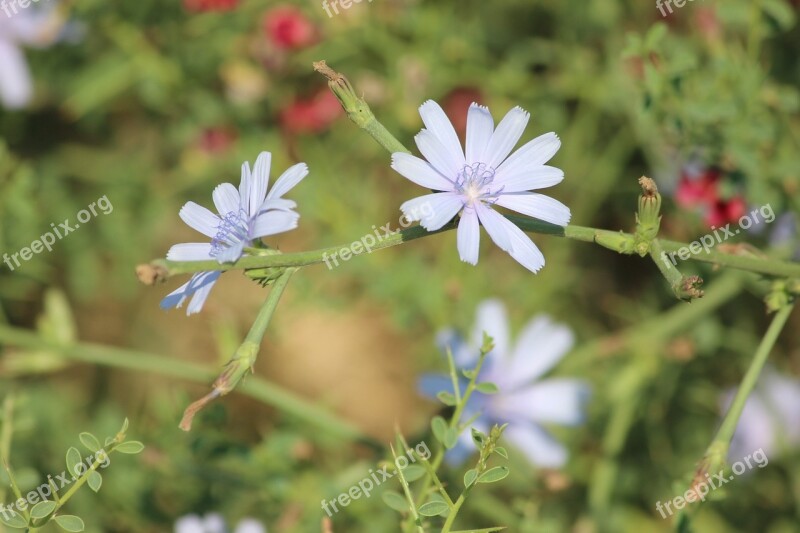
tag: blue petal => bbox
[160,271,221,315]
[495,193,571,226]
[212,183,241,215]
[267,163,308,200]
[214,240,245,264]
[249,152,272,216]
[179,202,220,238]
[418,373,456,400]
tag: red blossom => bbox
[442,87,485,140]
[196,128,237,154]
[263,6,317,50]
[676,166,747,227]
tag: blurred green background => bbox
[1,0,799,531]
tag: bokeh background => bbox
[1,0,800,531]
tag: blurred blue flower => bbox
[161,152,307,315]
[391,101,569,273]
[724,367,800,461]
[174,513,266,533]
[419,300,590,468]
[0,4,77,109]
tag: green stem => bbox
[0,324,366,442]
[148,220,800,280]
[712,303,795,448]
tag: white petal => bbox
[179,202,221,238]
[249,152,272,216]
[477,206,544,273]
[465,103,494,164]
[496,379,590,426]
[0,39,32,109]
[234,518,266,533]
[212,183,240,215]
[251,209,299,237]
[415,129,461,178]
[391,153,453,191]
[456,208,480,265]
[267,162,308,200]
[504,424,568,468]
[166,243,213,261]
[496,132,561,177]
[494,166,564,193]
[174,514,205,533]
[495,193,571,226]
[482,106,529,168]
[471,299,509,360]
[203,513,227,533]
[508,316,574,383]
[400,192,463,231]
[474,203,512,251]
[418,100,465,168]
[239,161,252,212]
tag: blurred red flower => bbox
[263,6,317,50]
[183,0,238,13]
[196,128,237,154]
[442,87,485,140]
[676,166,746,227]
[280,89,342,134]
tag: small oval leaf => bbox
[493,446,509,459]
[464,468,478,487]
[401,464,425,482]
[87,471,102,492]
[418,500,449,517]
[381,491,409,513]
[115,441,144,454]
[475,382,499,394]
[54,515,85,532]
[78,433,101,453]
[0,508,28,528]
[30,500,57,520]
[431,416,448,445]
[436,391,457,406]
[443,428,459,450]
[478,466,510,484]
[65,447,82,478]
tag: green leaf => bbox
[54,515,85,532]
[119,418,129,435]
[65,447,82,478]
[79,432,101,453]
[431,416,448,445]
[436,391,457,406]
[461,369,477,380]
[0,508,28,528]
[418,500,449,517]
[381,491,409,513]
[471,428,486,447]
[478,466,510,484]
[30,500,57,520]
[443,428,459,449]
[475,382,499,394]
[87,471,102,492]
[114,441,144,454]
[464,468,478,487]
[493,447,509,459]
[402,464,425,482]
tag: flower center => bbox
[455,163,500,204]
[210,209,250,257]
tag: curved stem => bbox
[0,325,368,442]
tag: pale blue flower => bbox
[419,300,590,468]
[0,4,75,109]
[724,367,800,461]
[391,101,570,273]
[161,152,307,315]
[174,513,266,533]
